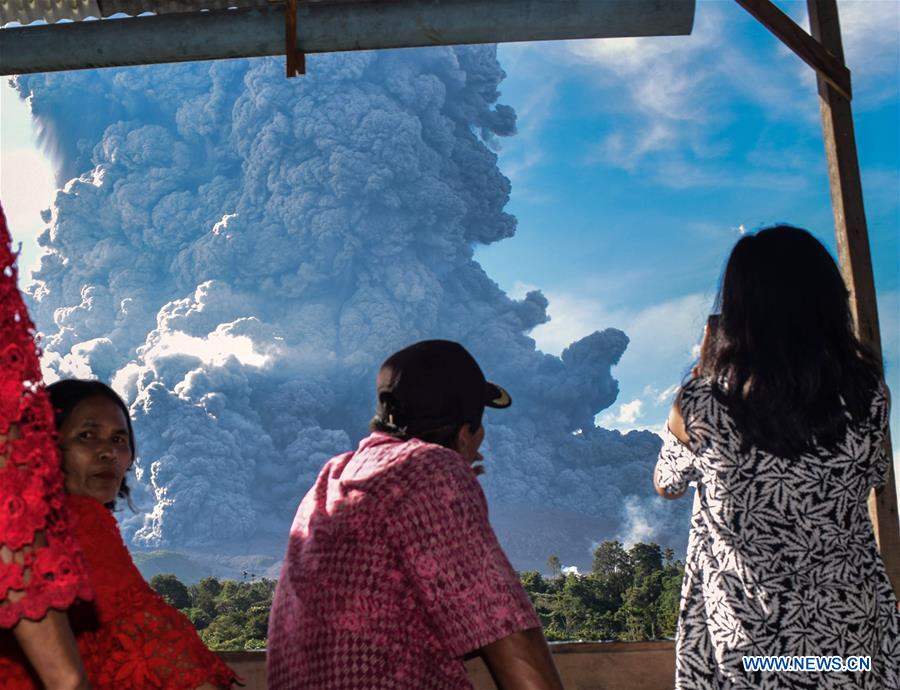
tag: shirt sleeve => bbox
[387,446,541,658]
[864,382,892,489]
[654,378,712,496]
[654,426,700,496]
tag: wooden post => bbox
[734,0,850,99]
[807,0,900,597]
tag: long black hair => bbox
[699,225,882,458]
[47,379,136,511]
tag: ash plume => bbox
[16,47,688,565]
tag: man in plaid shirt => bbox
[268,340,564,689]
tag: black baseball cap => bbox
[374,340,511,436]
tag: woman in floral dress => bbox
[655,225,899,689]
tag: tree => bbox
[591,540,631,579]
[184,607,212,630]
[628,542,663,580]
[591,540,633,602]
[178,543,684,649]
[547,554,561,578]
[520,570,547,595]
[201,611,247,651]
[149,573,191,610]
[619,571,663,641]
[656,570,683,638]
[189,576,223,617]
[663,547,675,567]
[617,544,669,641]
[195,578,277,651]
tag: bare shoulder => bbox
[667,390,691,445]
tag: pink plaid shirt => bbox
[267,432,540,689]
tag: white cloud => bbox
[616,399,643,424]
[566,22,713,123]
[655,383,681,405]
[1,82,57,278]
[495,44,564,197]
[593,121,678,173]
[532,288,710,374]
[143,326,274,370]
[837,0,900,105]
[895,447,899,503]
[879,290,899,378]
[598,398,643,428]
[0,147,55,265]
[568,4,809,125]
[505,2,837,186]
[641,382,681,407]
[494,0,896,201]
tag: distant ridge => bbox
[128,502,675,584]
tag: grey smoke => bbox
[16,47,688,565]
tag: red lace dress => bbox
[0,204,93,628]
[0,207,236,689]
[66,494,237,689]
[2,496,239,689]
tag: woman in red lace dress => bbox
[1,204,94,689]
[48,379,238,690]
[0,207,236,689]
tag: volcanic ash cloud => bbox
[16,47,687,556]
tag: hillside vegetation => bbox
[149,540,683,650]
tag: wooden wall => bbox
[219,640,676,689]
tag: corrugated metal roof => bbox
[97,0,277,17]
[1,1,384,27]
[1,1,102,25]
[0,0,279,26]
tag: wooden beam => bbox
[807,0,900,598]
[735,0,851,100]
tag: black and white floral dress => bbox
[655,377,899,689]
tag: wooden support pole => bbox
[807,0,900,597]
[735,0,851,100]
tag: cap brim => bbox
[485,382,512,409]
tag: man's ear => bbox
[453,423,472,456]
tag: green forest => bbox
[149,540,683,651]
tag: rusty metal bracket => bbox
[285,0,306,77]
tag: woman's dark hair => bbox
[46,379,136,511]
[699,225,882,458]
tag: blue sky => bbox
[1,0,898,466]
[479,0,900,458]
